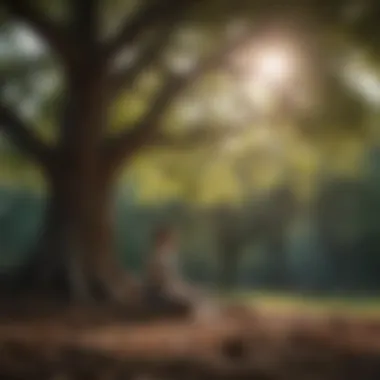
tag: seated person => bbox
[143,226,196,315]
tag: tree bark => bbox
[9,161,135,303]
[17,57,140,304]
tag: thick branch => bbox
[68,0,99,46]
[108,21,180,101]
[104,29,256,173]
[2,0,77,64]
[105,0,196,60]
[0,102,54,169]
[104,72,182,172]
[107,0,198,102]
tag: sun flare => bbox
[255,46,295,86]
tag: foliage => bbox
[1,0,380,203]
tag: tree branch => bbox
[2,0,77,64]
[108,21,180,101]
[104,28,256,174]
[104,72,181,171]
[0,102,54,169]
[68,0,99,46]
[104,0,196,60]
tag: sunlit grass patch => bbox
[227,291,380,317]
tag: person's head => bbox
[153,225,178,253]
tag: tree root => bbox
[0,259,199,323]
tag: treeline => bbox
[1,168,380,296]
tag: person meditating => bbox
[143,226,195,316]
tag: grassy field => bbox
[229,291,380,317]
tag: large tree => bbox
[0,0,377,302]
[0,0,264,302]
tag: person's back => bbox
[145,227,179,288]
[143,226,192,315]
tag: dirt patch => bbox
[0,299,379,379]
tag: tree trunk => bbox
[1,60,137,303]
[10,156,134,304]
[16,184,73,298]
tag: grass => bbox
[228,291,380,317]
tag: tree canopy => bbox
[1,0,379,204]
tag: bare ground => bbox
[0,299,380,380]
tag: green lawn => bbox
[228,291,380,317]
